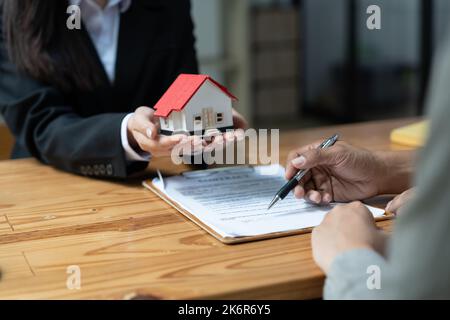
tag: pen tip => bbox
[267,196,280,210]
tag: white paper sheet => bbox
[150,164,385,238]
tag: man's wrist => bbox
[375,150,415,194]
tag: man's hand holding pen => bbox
[284,141,388,204]
[284,139,415,274]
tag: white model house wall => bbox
[160,114,174,132]
[160,106,186,133]
[170,112,184,132]
[182,80,233,133]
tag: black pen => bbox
[267,134,339,210]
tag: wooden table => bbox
[0,118,418,299]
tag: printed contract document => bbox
[145,164,385,240]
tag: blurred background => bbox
[191,0,450,128]
[1,0,450,159]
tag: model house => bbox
[154,74,237,135]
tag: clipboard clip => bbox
[156,169,165,190]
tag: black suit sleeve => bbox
[0,59,142,179]
[0,31,146,179]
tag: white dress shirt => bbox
[70,0,150,162]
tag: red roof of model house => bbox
[153,74,237,118]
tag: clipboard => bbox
[142,167,394,245]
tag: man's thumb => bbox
[291,148,336,169]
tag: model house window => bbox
[163,118,169,126]
[194,115,202,125]
[216,113,223,123]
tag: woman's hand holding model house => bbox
[127,106,247,158]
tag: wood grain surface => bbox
[0,118,419,299]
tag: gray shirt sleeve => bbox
[324,249,388,299]
[323,28,450,299]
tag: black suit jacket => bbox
[0,0,198,178]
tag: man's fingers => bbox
[302,179,316,201]
[305,189,332,204]
[285,160,301,180]
[311,168,334,203]
[385,188,415,214]
[294,185,305,199]
[291,169,332,204]
[306,190,322,204]
[385,195,403,214]
[292,171,312,199]
[303,173,332,204]
[322,193,333,204]
[291,147,340,171]
[285,152,308,179]
[285,141,323,179]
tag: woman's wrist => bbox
[375,150,415,195]
[125,114,144,153]
[127,126,139,151]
